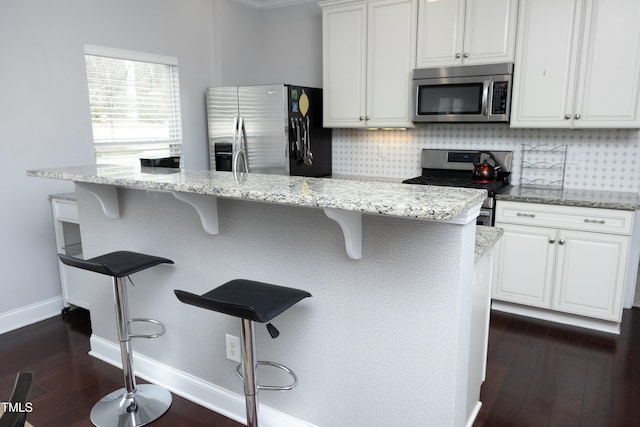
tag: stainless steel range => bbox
[403,149,513,226]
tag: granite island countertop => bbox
[496,186,640,211]
[29,165,486,221]
[475,225,503,262]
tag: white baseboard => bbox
[89,335,317,427]
[465,401,482,427]
[0,296,64,335]
[491,300,621,334]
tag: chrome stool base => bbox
[90,384,172,427]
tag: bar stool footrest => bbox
[128,318,166,339]
[235,361,298,391]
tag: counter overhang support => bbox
[172,192,219,235]
[323,208,362,260]
[75,182,120,219]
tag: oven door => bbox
[477,207,493,226]
[413,75,490,123]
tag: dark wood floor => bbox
[0,308,241,427]
[474,308,640,427]
[3,308,640,426]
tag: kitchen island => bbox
[28,165,489,427]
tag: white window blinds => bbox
[84,45,183,167]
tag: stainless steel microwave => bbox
[412,63,513,123]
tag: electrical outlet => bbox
[225,334,241,363]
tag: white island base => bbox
[79,188,478,427]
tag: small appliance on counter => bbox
[403,149,513,226]
[140,156,181,168]
[206,84,332,177]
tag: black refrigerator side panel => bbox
[287,86,332,177]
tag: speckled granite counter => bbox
[28,165,486,221]
[496,186,640,210]
[46,190,501,262]
[475,226,503,262]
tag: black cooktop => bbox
[402,170,511,196]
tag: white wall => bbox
[260,2,323,88]
[0,0,216,330]
[212,0,323,88]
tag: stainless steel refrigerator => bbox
[206,84,332,177]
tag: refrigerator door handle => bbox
[233,116,249,173]
[232,115,239,158]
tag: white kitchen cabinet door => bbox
[573,0,640,128]
[416,0,517,68]
[462,0,518,66]
[366,0,417,128]
[416,0,465,68]
[510,0,582,128]
[553,230,628,321]
[322,2,368,128]
[492,223,556,309]
[321,0,416,128]
[511,0,640,128]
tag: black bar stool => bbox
[58,251,173,427]
[174,279,311,427]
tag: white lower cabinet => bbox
[493,201,634,326]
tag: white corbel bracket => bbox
[75,182,120,219]
[323,208,362,260]
[172,192,219,235]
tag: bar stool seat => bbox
[174,279,311,323]
[174,279,311,427]
[59,251,173,427]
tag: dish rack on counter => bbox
[519,144,568,190]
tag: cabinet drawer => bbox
[52,199,79,222]
[496,201,634,235]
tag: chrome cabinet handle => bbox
[559,239,566,245]
[455,53,461,58]
[575,114,581,120]
[463,52,469,58]
[516,212,535,218]
[365,115,371,120]
[584,218,606,224]
[359,116,364,121]
[549,238,556,244]
[564,114,571,120]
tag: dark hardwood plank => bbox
[477,308,640,427]
[4,306,640,426]
[0,309,242,427]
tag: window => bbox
[84,45,183,167]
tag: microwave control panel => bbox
[491,82,509,115]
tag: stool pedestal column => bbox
[241,319,259,427]
[90,276,172,427]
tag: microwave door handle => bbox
[487,80,495,118]
[481,80,490,116]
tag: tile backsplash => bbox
[332,124,640,193]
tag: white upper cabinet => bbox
[416,0,518,68]
[511,0,640,128]
[321,0,417,128]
